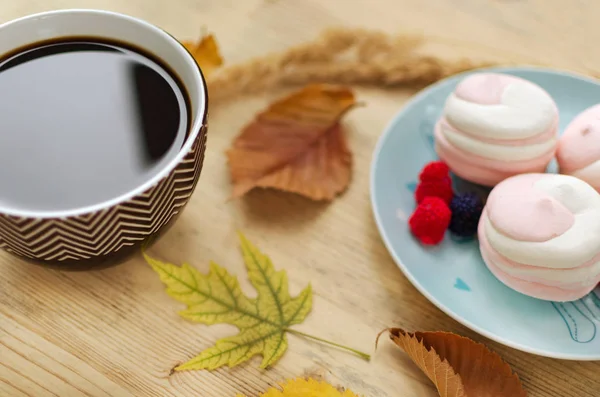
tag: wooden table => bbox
[2,1,600,396]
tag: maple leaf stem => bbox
[285,328,371,361]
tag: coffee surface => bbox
[0,38,189,213]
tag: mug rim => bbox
[0,9,208,219]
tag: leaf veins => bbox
[144,232,313,370]
[226,84,357,201]
[384,328,527,397]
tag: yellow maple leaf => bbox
[145,233,369,371]
[144,232,313,370]
[236,378,361,397]
[182,33,223,76]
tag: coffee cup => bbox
[0,9,208,269]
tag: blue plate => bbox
[370,66,600,360]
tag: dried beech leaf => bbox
[388,328,527,397]
[387,329,466,397]
[227,84,356,200]
[182,34,223,76]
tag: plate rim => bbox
[369,65,600,361]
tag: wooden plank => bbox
[1,1,599,396]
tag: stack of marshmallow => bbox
[556,104,600,191]
[434,73,559,186]
[478,173,600,301]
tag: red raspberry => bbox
[419,161,450,182]
[409,197,452,245]
[415,179,454,205]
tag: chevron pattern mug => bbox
[0,10,208,269]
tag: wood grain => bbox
[2,0,600,396]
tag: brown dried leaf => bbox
[182,34,223,76]
[227,84,356,200]
[386,329,527,397]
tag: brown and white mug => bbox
[0,9,208,269]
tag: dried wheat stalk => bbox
[206,28,498,100]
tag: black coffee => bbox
[0,38,189,213]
